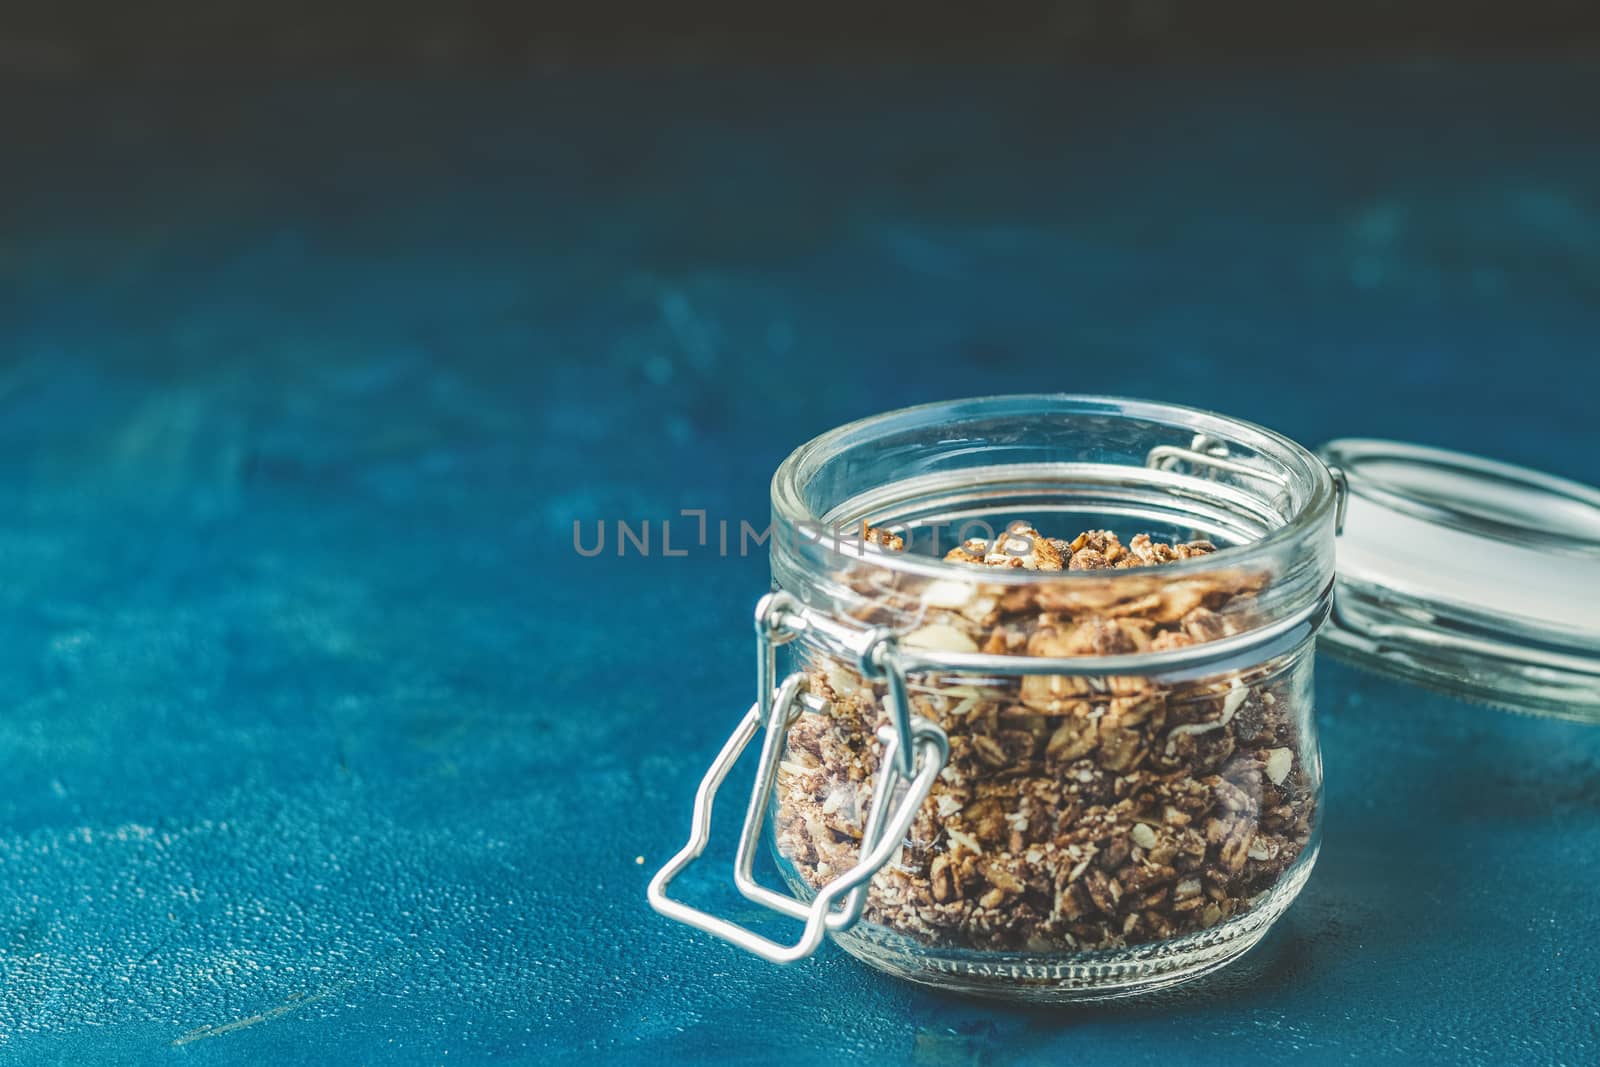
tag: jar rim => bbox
[770,393,1337,584]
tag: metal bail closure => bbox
[1317,439,1600,722]
[647,593,950,964]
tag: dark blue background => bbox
[0,61,1596,1064]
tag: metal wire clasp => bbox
[646,592,950,964]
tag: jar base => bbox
[825,848,1316,1003]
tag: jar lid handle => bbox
[646,596,949,963]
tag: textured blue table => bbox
[1,61,1597,1065]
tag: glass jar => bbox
[649,395,1600,1001]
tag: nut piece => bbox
[1265,747,1294,786]
[902,623,980,654]
[1221,681,1250,722]
[861,524,905,552]
[921,579,976,609]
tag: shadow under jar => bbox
[652,396,1339,1001]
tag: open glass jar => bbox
[649,395,1600,1001]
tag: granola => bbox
[773,525,1315,953]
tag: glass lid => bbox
[1317,438,1600,723]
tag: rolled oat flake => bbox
[648,396,1600,1001]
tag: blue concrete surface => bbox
[0,61,1597,1064]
